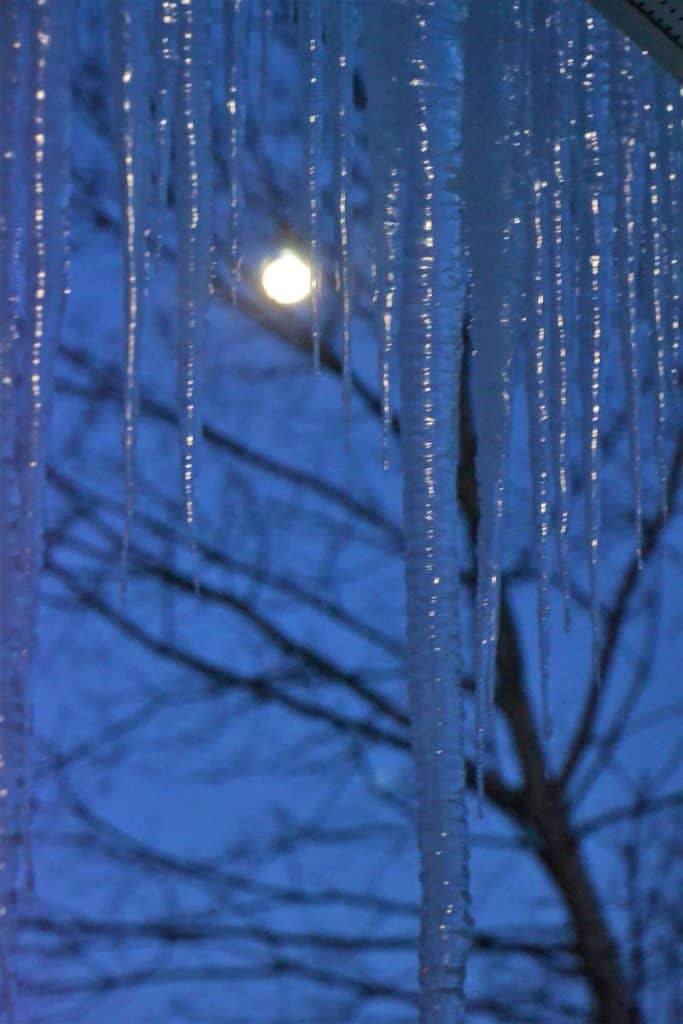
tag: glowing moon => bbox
[261,249,311,305]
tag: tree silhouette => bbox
[11,4,683,1024]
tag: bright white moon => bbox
[261,249,311,305]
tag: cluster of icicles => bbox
[0,0,681,1019]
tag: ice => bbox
[174,0,212,551]
[223,0,248,305]
[1,5,683,1020]
[0,0,72,1005]
[109,1,152,577]
[578,11,607,679]
[326,0,354,435]
[153,1,178,261]
[391,3,470,1017]
[463,0,514,797]
[612,33,644,562]
[299,0,324,369]
[363,6,404,466]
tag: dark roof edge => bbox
[589,0,683,81]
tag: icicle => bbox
[23,0,73,831]
[0,6,24,1004]
[223,0,248,305]
[1,0,71,1006]
[20,0,73,890]
[327,0,354,436]
[153,1,178,260]
[645,89,669,516]
[389,2,471,1018]
[54,2,74,324]
[379,170,402,467]
[526,175,553,738]
[655,71,683,513]
[672,86,683,406]
[666,89,682,421]
[174,0,212,560]
[22,0,72,606]
[109,1,151,584]
[364,6,404,467]
[479,0,536,756]
[526,1,556,738]
[299,0,324,370]
[578,12,607,680]
[612,33,643,564]
[463,0,514,805]
[547,0,573,626]
[674,86,683,405]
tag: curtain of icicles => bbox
[0,0,681,1018]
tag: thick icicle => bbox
[223,0,248,305]
[299,0,324,370]
[389,2,471,1018]
[109,1,151,580]
[174,0,212,552]
[326,0,354,436]
[611,33,644,564]
[463,0,514,801]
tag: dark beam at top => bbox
[589,0,683,81]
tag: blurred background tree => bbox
[18,3,682,1023]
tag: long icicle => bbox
[20,0,72,890]
[548,0,573,627]
[327,0,354,437]
[174,0,212,565]
[579,11,606,681]
[0,5,25,1009]
[391,1,471,1017]
[1,3,71,1010]
[300,0,324,370]
[22,0,70,647]
[672,86,683,408]
[480,0,531,752]
[664,87,682,425]
[379,168,402,468]
[526,172,553,739]
[223,0,247,306]
[364,5,404,467]
[527,0,554,739]
[463,0,514,804]
[109,0,150,587]
[645,81,669,517]
[612,32,644,565]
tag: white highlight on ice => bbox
[261,249,312,305]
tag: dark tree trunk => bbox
[533,789,641,1024]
